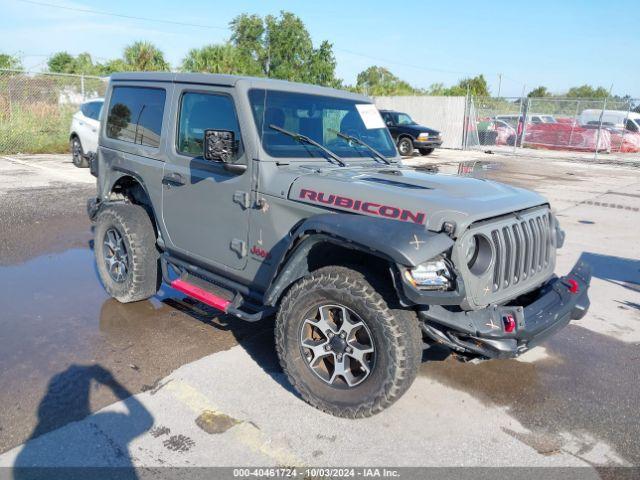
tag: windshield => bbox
[396,113,416,125]
[248,89,397,159]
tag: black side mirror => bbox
[203,129,246,173]
[386,120,394,127]
[204,129,237,162]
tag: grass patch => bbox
[0,102,75,154]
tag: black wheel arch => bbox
[397,133,416,144]
[263,213,454,307]
[98,170,160,238]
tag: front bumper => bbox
[417,260,591,358]
[413,138,443,148]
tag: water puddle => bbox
[419,324,640,464]
[0,247,263,452]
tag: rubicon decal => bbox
[299,189,426,225]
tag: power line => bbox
[16,0,228,30]
[334,48,474,76]
[14,0,523,86]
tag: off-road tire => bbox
[94,203,160,303]
[275,266,422,418]
[397,137,414,157]
[419,147,435,156]
[70,136,88,168]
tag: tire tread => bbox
[275,266,422,418]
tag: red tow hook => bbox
[502,314,516,333]
[567,278,580,294]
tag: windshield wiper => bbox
[329,129,391,165]
[269,124,346,167]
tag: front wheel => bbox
[397,137,414,156]
[275,266,422,418]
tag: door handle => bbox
[162,172,185,186]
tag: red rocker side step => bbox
[170,279,231,312]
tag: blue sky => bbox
[1,0,638,97]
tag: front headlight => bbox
[405,256,453,290]
[417,132,430,140]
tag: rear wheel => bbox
[94,203,160,303]
[70,137,88,168]
[419,147,435,156]
[275,266,422,418]
[397,137,414,156]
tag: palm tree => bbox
[122,41,170,72]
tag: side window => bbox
[85,101,102,121]
[625,119,639,133]
[106,86,166,148]
[80,103,91,117]
[177,92,241,157]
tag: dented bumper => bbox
[418,260,591,358]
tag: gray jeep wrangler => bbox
[88,72,591,417]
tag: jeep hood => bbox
[288,166,548,234]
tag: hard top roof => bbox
[109,72,371,102]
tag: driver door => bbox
[161,86,251,271]
[383,112,399,140]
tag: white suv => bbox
[69,98,103,167]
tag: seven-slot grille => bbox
[489,209,554,292]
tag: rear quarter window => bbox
[81,101,103,121]
[106,86,166,148]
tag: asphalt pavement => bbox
[0,151,638,472]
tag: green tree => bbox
[455,75,490,97]
[565,85,609,98]
[181,44,257,75]
[47,51,76,73]
[229,13,264,68]
[122,41,170,71]
[355,66,418,96]
[304,40,340,88]
[229,11,339,86]
[425,83,447,95]
[47,51,100,74]
[426,75,490,97]
[0,53,23,70]
[96,59,128,75]
[527,86,550,98]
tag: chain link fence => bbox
[1,71,639,164]
[0,69,107,154]
[466,95,640,161]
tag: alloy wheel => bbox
[299,304,375,388]
[103,227,129,283]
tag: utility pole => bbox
[497,73,502,99]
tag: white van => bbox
[579,109,640,133]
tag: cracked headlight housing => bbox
[405,256,453,290]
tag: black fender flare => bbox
[263,213,454,306]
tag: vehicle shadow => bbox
[12,364,153,479]
[157,293,295,396]
[578,252,640,293]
